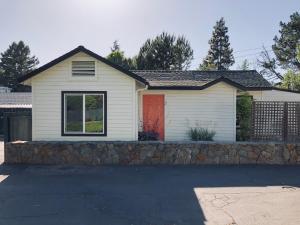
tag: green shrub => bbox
[138,131,159,141]
[188,128,216,141]
[236,94,252,141]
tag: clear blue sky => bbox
[0,0,299,69]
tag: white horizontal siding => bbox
[139,82,237,141]
[31,52,137,141]
[248,90,300,101]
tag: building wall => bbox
[248,90,300,101]
[30,52,138,141]
[139,82,237,141]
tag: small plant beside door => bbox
[138,119,160,141]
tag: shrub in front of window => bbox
[188,127,216,141]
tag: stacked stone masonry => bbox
[5,141,300,165]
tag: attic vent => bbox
[72,61,95,76]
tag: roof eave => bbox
[246,86,300,94]
[148,76,247,91]
[18,46,149,85]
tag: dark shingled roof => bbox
[131,70,272,89]
[18,46,275,91]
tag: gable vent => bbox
[72,61,95,76]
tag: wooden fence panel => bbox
[4,112,32,142]
[251,101,300,142]
[0,108,31,135]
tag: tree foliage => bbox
[110,40,120,52]
[297,44,300,63]
[199,62,217,71]
[258,46,283,80]
[135,32,193,70]
[0,41,39,91]
[200,17,234,70]
[236,94,252,141]
[237,59,251,70]
[273,12,300,70]
[259,12,300,80]
[106,41,135,70]
[280,70,300,91]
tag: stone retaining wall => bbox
[4,141,300,165]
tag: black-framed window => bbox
[61,91,107,136]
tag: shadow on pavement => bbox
[0,164,299,225]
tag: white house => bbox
[18,46,300,142]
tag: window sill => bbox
[61,133,107,137]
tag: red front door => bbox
[143,95,165,140]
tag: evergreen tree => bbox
[259,12,300,79]
[106,40,135,70]
[200,17,234,70]
[258,45,283,80]
[136,32,193,70]
[110,40,120,52]
[297,45,300,63]
[281,70,300,91]
[0,41,39,91]
[273,12,300,70]
[237,59,250,70]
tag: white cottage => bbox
[18,46,300,142]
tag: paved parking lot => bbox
[0,142,300,225]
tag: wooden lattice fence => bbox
[251,101,300,142]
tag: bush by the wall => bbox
[236,93,252,141]
[138,131,159,141]
[188,127,216,141]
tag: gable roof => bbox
[18,46,281,92]
[18,46,149,85]
[132,70,272,90]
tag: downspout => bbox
[135,84,148,140]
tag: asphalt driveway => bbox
[0,143,300,224]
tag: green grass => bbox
[85,121,103,133]
[66,122,82,132]
[66,121,103,133]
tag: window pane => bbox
[85,95,104,133]
[65,95,83,132]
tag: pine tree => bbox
[0,41,39,91]
[259,12,300,79]
[110,40,120,52]
[200,18,234,70]
[106,40,135,70]
[273,12,300,70]
[237,59,250,70]
[297,45,300,63]
[136,32,193,70]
